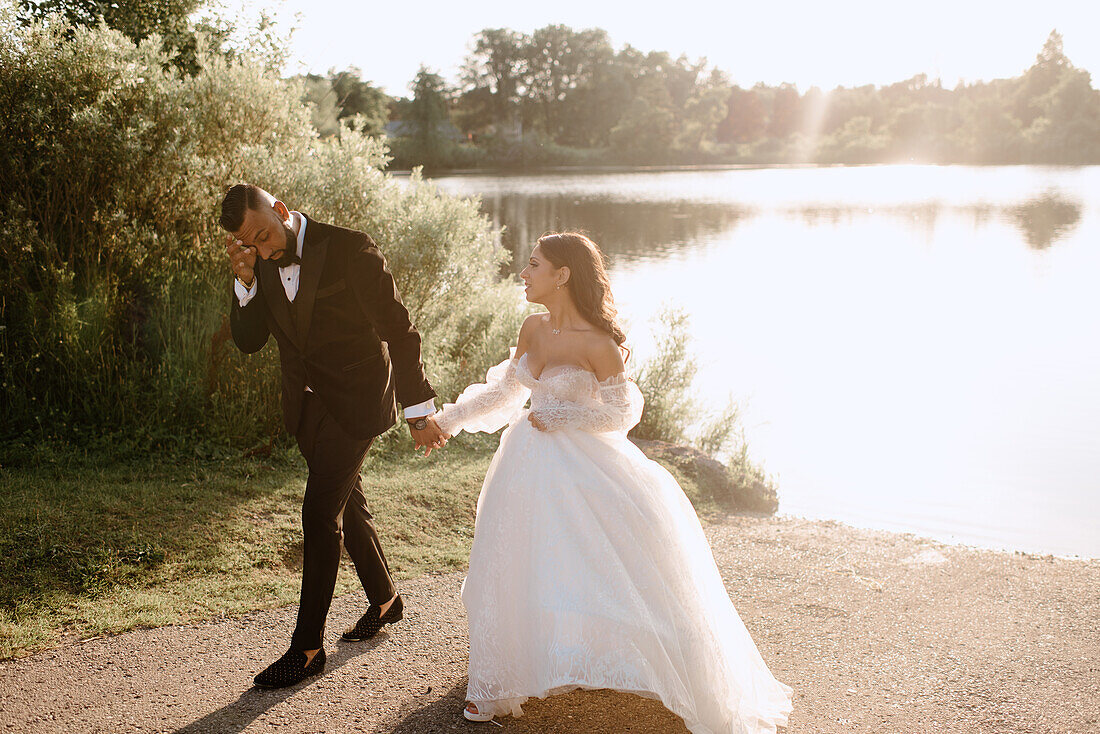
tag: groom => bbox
[220,184,447,688]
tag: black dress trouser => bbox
[290,391,396,650]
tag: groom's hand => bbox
[225,235,257,287]
[408,416,447,456]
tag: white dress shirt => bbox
[234,211,436,419]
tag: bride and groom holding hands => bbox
[220,184,793,732]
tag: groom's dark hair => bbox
[219,184,274,232]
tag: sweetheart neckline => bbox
[518,352,596,382]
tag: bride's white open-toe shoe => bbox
[462,702,494,722]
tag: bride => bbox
[430,233,793,733]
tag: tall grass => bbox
[633,306,777,508]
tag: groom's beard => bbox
[271,227,300,268]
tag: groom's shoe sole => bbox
[342,594,404,641]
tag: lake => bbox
[427,165,1100,559]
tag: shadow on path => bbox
[389,681,470,733]
[172,635,388,734]
[388,681,689,733]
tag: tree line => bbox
[308,26,1100,169]
[16,1,1097,168]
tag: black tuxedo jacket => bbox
[230,214,436,440]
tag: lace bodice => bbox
[434,351,643,437]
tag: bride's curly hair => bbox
[536,232,629,357]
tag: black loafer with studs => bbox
[342,594,404,641]
[253,647,326,688]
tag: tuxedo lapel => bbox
[258,260,298,348]
[295,216,329,347]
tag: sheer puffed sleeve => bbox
[435,349,531,436]
[534,373,644,434]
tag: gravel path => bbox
[2,515,1097,733]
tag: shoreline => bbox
[387,161,1100,178]
[772,511,1099,563]
[2,512,1096,732]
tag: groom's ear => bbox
[273,200,290,222]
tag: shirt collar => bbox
[290,211,306,260]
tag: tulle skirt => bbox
[462,415,793,734]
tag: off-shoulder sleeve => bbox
[536,373,644,434]
[434,349,531,436]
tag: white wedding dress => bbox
[434,350,793,734]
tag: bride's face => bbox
[520,245,564,303]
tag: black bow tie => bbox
[273,252,301,268]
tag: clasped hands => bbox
[410,411,551,455]
[409,417,450,456]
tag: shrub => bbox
[632,306,777,505]
[0,10,519,455]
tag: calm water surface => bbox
[428,165,1100,558]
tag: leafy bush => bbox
[0,10,520,456]
[632,306,777,504]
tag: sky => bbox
[261,0,1100,96]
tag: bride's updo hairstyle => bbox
[536,232,627,350]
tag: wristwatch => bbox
[410,417,428,431]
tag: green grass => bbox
[0,432,717,660]
[0,436,499,659]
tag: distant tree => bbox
[301,73,341,137]
[453,85,497,137]
[609,76,676,161]
[330,68,390,136]
[640,51,704,110]
[1024,69,1100,162]
[767,83,801,139]
[718,85,768,143]
[822,84,884,136]
[407,67,452,162]
[1007,30,1100,163]
[295,69,389,138]
[522,25,614,140]
[1014,30,1071,129]
[952,88,1025,163]
[818,115,888,163]
[459,28,528,134]
[426,24,1100,166]
[556,55,634,147]
[674,70,730,155]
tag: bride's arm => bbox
[534,376,643,434]
[434,317,538,437]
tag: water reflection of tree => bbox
[478,195,752,272]
[1008,193,1082,250]
[474,191,1084,271]
[794,203,942,238]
